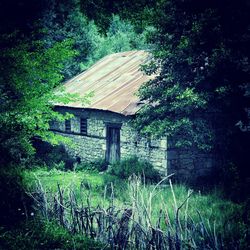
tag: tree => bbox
[38,1,152,80]
[87,15,152,66]
[37,0,100,80]
[136,0,249,147]
[0,34,79,164]
[80,0,157,32]
[135,0,250,195]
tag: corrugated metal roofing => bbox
[57,50,154,115]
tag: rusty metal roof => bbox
[57,50,154,115]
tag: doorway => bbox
[106,124,121,163]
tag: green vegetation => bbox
[23,168,246,236]
[0,35,80,164]
[75,159,108,172]
[0,219,103,250]
[0,0,249,248]
[136,0,250,150]
[2,166,248,248]
[134,0,250,201]
[24,168,128,207]
[0,167,33,226]
[38,0,151,80]
[0,0,151,166]
[109,156,161,183]
[80,0,156,32]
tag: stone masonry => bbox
[50,107,168,175]
[50,106,215,182]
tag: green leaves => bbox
[135,0,250,151]
[39,1,151,80]
[85,14,151,67]
[0,34,80,162]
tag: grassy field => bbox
[0,219,103,250]
[24,168,244,236]
[0,167,246,249]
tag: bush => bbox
[75,159,108,172]
[0,167,33,226]
[109,156,161,183]
[33,139,78,171]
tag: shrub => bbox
[33,139,78,171]
[75,159,108,172]
[0,167,33,226]
[109,156,161,183]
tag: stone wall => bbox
[167,147,215,183]
[50,106,216,182]
[51,107,168,174]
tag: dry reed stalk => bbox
[28,174,226,250]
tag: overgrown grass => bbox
[24,167,245,238]
[24,168,128,207]
[0,218,104,250]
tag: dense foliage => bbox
[136,0,250,150]
[0,35,79,164]
[38,0,150,80]
[134,0,250,198]
[75,159,109,172]
[110,157,161,183]
[0,167,33,226]
[80,0,157,32]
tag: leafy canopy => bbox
[0,34,79,163]
[135,0,250,152]
[38,0,151,80]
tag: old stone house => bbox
[51,50,214,182]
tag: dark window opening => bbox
[65,119,71,132]
[80,118,87,135]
